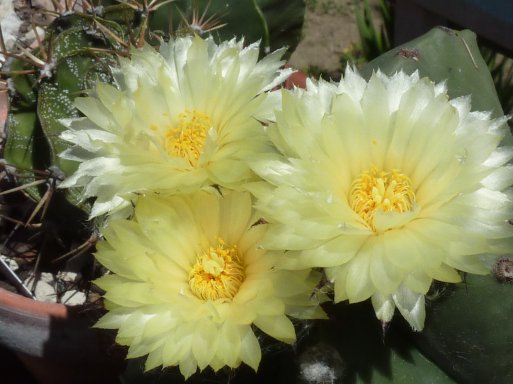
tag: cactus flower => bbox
[251,68,513,330]
[94,191,325,378]
[59,35,291,218]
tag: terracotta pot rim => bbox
[0,287,69,319]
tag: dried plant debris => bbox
[493,257,513,283]
[0,1,107,305]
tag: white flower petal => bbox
[252,68,513,329]
[239,327,261,371]
[371,292,395,323]
[253,314,296,343]
[392,285,426,331]
[94,191,324,378]
[60,35,289,218]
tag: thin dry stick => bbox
[52,232,98,263]
[31,22,45,59]
[51,0,61,11]
[461,37,478,69]
[0,258,35,298]
[0,213,42,229]
[25,185,53,226]
[0,23,7,55]
[29,236,47,293]
[93,19,130,49]
[0,69,37,76]
[0,216,38,298]
[0,179,47,196]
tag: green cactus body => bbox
[4,7,138,207]
[361,27,504,119]
[307,302,456,384]
[8,59,38,109]
[411,273,513,383]
[150,0,305,57]
[360,26,513,384]
[3,0,305,208]
[3,111,43,200]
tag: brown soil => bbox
[289,0,382,79]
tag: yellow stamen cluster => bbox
[189,238,245,301]
[164,110,212,166]
[349,166,416,231]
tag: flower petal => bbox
[371,292,395,323]
[253,314,296,343]
[392,285,426,331]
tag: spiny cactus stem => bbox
[144,0,177,12]
[93,19,130,48]
[86,47,129,56]
[121,0,173,13]
[459,35,478,69]
[136,15,149,48]
[177,0,227,36]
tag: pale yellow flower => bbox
[251,69,513,330]
[59,35,291,218]
[94,191,325,378]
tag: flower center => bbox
[189,238,245,301]
[164,110,212,166]
[349,166,416,230]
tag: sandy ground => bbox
[289,0,360,77]
[289,0,382,79]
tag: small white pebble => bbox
[39,272,55,284]
[61,290,87,306]
[56,271,78,283]
[24,273,57,303]
[24,27,46,47]
[0,159,16,174]
[0,255,19,272]
[0,2,22,63]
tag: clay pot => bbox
[0,66,308,383]
[284,65,308,89]
[0,78,124,383]
[0,287,124,384]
